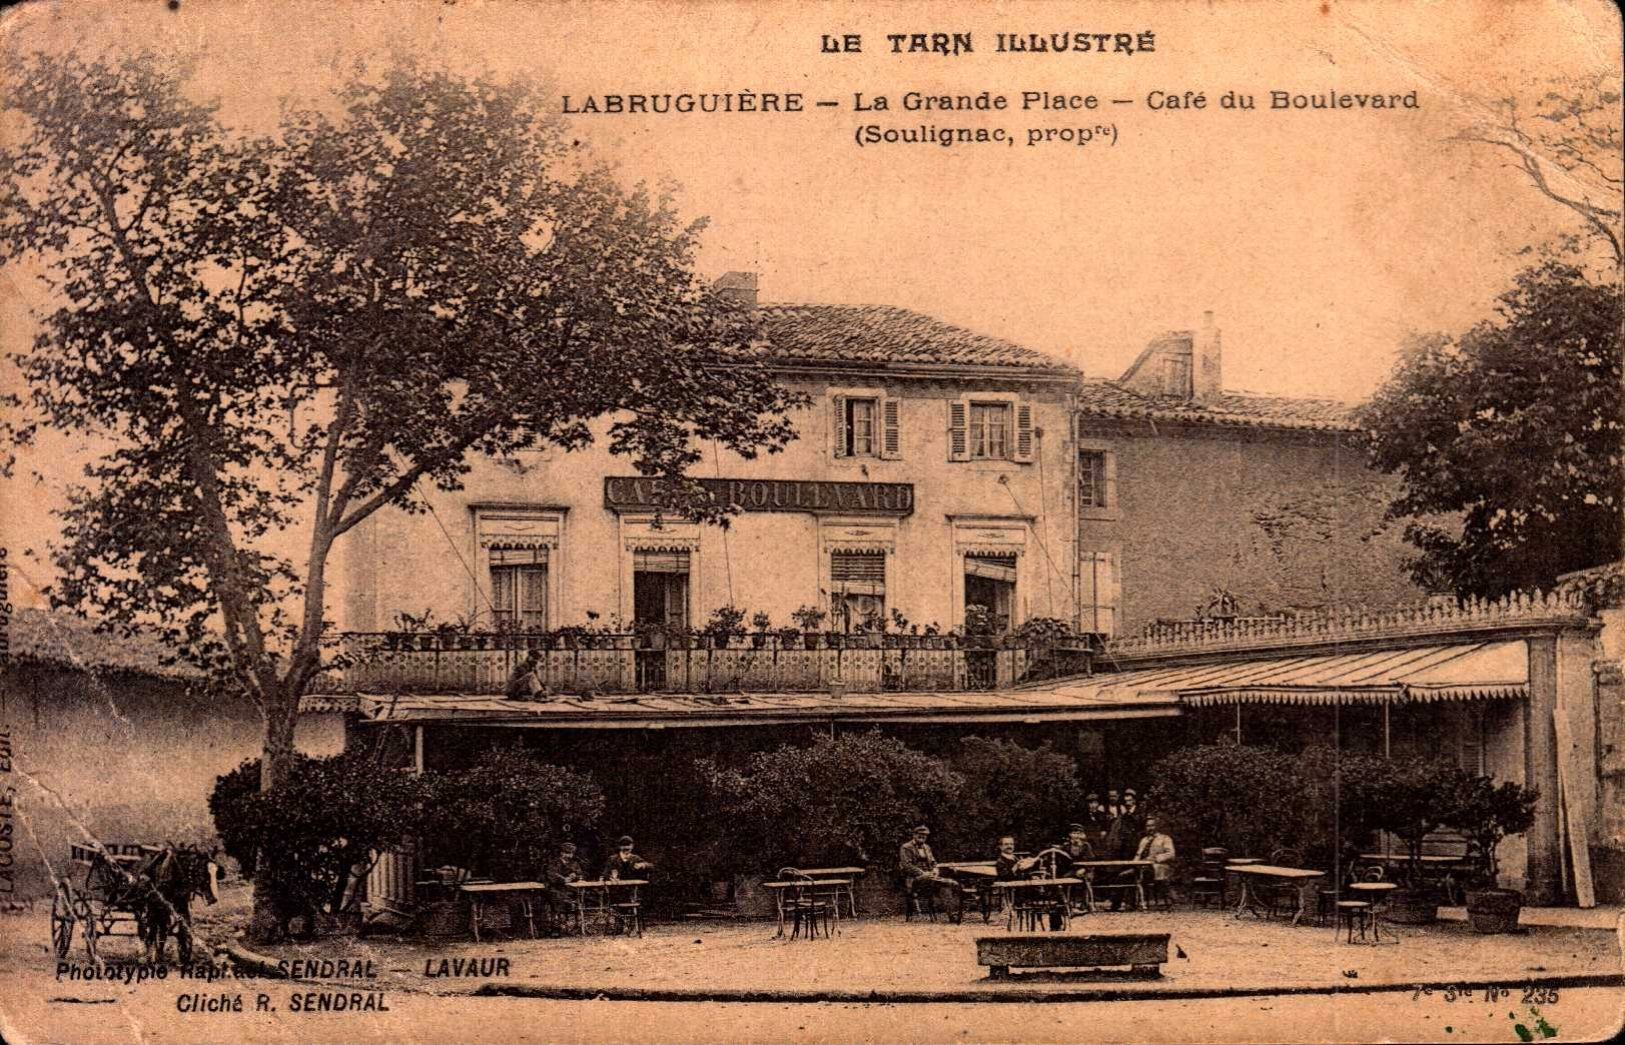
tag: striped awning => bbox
[1137,641,1529,707]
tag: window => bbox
[969,402,1010,460]
[1161,357,1191,396]
[490,547,547,630]
[632,549,691,628]
[1078,551,1118,636]
[846,398,877,457]
[964,553,1017,633]
[1079,451,1108,508]
[831,551,886,632]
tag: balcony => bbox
[313,631,1095,696]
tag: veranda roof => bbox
[303,640,1527,727]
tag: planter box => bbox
[1465,888,1523,934]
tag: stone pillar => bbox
[1523,636,1563,904]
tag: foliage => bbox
[700,605,748,642]
[1013,617,1073,645]
[750,611,772,633]
[0,45,802,790]
[208,753,428,927]
[1442,775,1539,886]
[700,730,963,871]
[418,747,604,881]
[790,605,826,632]
[963,605,995,636]
[1145,740,1301,861]
[943,737,1082,855]
[1347,756,1472,887]
[1355,261,1623,598]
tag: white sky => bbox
[1,0,1620,606]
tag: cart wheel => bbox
[51,886,76,960]
[75,898,99,963]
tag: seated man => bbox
[898,825,962,922]
[601,836,654,880]
[1061,824,1095,864]
[504,650,546,699]
[1134,817,1177,908]
[993,836,1037,880]
[542,841,584,933]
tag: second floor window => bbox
[969,402,1010,460]
[1079,451,1108,508]
[846,397,877,457]
[490,547,547,630]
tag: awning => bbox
[1120,641,1529,707]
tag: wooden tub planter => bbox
[976,933,1171,980]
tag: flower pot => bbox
[803,633,819,651]
[1382,886,1441,925]
[751,634,767,649]
[1465,888,1523,934]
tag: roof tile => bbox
[755,304,1076,373]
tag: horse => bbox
[135,844,220,964]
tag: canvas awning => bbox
[1105,640,1530,707]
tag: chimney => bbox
[714,270,759,309]
[1192,310,1222,402]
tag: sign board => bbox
[604,476,914,516]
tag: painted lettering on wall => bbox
[604,477,914,516]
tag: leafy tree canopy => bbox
[1355,259,1622,598]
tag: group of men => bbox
[896,789,1178,919]
[534,836,654,932]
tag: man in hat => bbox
[1134,816,1177,908]
[1062,823,1095,864]
[898,825,962,921]
[1104,790,1147,909]
[602,836,654,880]
[543,841,585,933]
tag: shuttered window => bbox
[964,554,1018,582]
[953,399,1034,463]
[1078,551,1119,637]
[490,547,547,630]
[832,551,886,630]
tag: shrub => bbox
[943,736,1082,855]
[701,730,962,871]
[1343,755,1471,886]
[418,747,604,880]
[1442,774,1538,887]
[209,752,429,927]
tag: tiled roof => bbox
[1075,380,1358,432]
[754,304,1077,374]
[9,608,200,679]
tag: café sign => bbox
[605,476,914,517]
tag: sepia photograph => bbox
[0,1,1621,1042]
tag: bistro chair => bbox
[900,870,939,923]
[778,868,834,941]
[1188,847,1228,909]
[1263,848,1305,919]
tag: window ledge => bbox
[1079,507,1121,522]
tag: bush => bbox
[1146,740,1299,860]
[1442,775,1538,886]
[701,730,962,871]
[944,736,1082,855]
[1346,756,1470,886]
[209,752,429,927]
[418,747,604,881]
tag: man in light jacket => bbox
[1134,816,1177,908]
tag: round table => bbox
[1346,881,1398,944]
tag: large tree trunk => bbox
[246,691,301,941]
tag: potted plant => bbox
[702,605,747,650]
[1446,776,1539,934]
[963,605,996,648]
[775,624,801,651]
[635,620,667,650]
[1359,758,1467,924]
[791,605,826,650]
[750,611,772,649]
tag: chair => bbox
[1263,848,1305,919]
[901,871,938,922]
[1334,866,1385,943]
[778,868,833,940]
[609,883,644,938]
[1189,847,1228,909]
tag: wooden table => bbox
[992,877,1082,932]
[1226,864,1325,925]
[1075,860,1153,912]
[458,881,546,942]
[762,878,850,938]
[794,866,866,917]
[565,879,648,936]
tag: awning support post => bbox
[1382,704,1391,759]
[1234,703,1242,745]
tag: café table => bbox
[992,877,1082,932]
[458,881,546,942]
[566,879,648,937]
[762,878,851,938]
[1226,864,1325,926]
[794,866,866,917]
[1222,858,1260,905]
[1346,880,1399,943]
[1075,859,1154,912]
[936,863,998,923]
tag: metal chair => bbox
[1263,848,1305,919]
[1189,847,1228,909]
[777,868,833,941]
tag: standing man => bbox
[1104,790,1147,910]
[898,825,962,922]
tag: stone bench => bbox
[976,933,1170,980]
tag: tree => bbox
[946,736,1082,855]
[1454,75,1623,268]
[1355,261,1622,597]
[0,51,802,936]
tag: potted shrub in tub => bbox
[1446,775,1539,933]
[791,605,826,649]
[1356,757,1467,924]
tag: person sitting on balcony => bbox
[898,825,961,921]
[505,650,546,699]
[602,836,654,881]
[1134,816,1177,907]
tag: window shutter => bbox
[948,400,969,461]
[1102,552,1120,637]
[1013,402,1035,462]
[880,397,901,459]
[1103,450,1118,508]
[831,395,849,458]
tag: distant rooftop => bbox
[9,608,199,679]
[754,303,1079,376]
[1076,379,1359,432]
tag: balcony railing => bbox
[315,632,1094,696]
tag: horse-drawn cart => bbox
[51,842,218,963]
